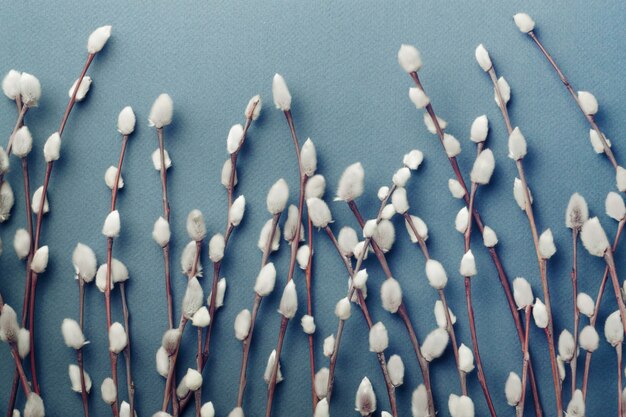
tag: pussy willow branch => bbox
[76,276,90,417]
[265,109,308,417]
[517,305,532,417]
[195,327,202,417]
[409,70,543,417]
[305,217,317,410]
[489,62,564,416]
[9,346,30,395]
[347,199,434,416]
[617,344,623,417]
[603,252,626,335]
[570,227,580,396]
[581,218,625,398]
[120,282,135,417]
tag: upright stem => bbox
[604,251,626,335]
[305,217,317,410]
[77,277,90,417]
[517,305,532,417]
[570,228,580,396]
[195,328,202,417]
[10,348,31,395]
[120,283,135,417]
[617,345,623,417]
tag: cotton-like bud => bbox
[565,192,589,229]
[13,229,30,260]
[69,364,92,393]
[460,250,477,277]
[206,234,225,264]
[264,350,284,384]
[422,328,449,361]
[513,277,533,309]
[409,87,429,109]
[61,318,86,349]
[455,207,469,233]
[369,322,389,352]
[481,226,498,247]
[252,262,276,297]
[606,192,626,221]
[101,377,117,404]
[17,328,30,358]
[69,76,92,102]
[13,126,33,158]
[109,322,128,354]
[301,315,316,334]
[373,219,395,253]
[577,292,595,318]
[323,334,335,357]
[578,91,598,115]
[43,132,61,162]
[155,346,170,377]
[314,399,329,417]
[267,178,289,214]
[355,377,377,416]
[20,73,41,107]
[102,210,120,238]
[31,246,49,274]
[149,94,174,128]
[336,162,364,202]
[284,204,304,243]
[363,219,377,239]
[296,244,310,269]
[505,372,522,406]
[31,186,49,216]
[458,343,475,373]
[23,393,45,417]
[443,134,461,158]
[307,198,332,228]
[152,413,172,417]
[588,129,611,153]
[538,229,556,259]
[185,368,203,391]
[470,149,495,185]
[87,25,112,53]
[380,278,402,313]
[508,127,527,160]
[0,305,19,343]
[117,106,136,135]
[234,309,252,341]
[383,204,394,220]
[385,354,404,387]
[475,44,492,71]
[301,138,317,176]
[391,187,409,214]
[558,330,575,362]
[398,44,422,73]
[0,147,8,174]
[183,278,204,319]
[151,148,172,171]
[278,280,298,319]
[335,297,352,320]
[258,219,281,253]
[617,166,626,192]
[392,167,411,187]
[178,241,195,275]
[201,402,215,417]
[533,298,548,328]
[604,310,624,347]
[104,166,124,190]
[513,178,532,210]
[186,209,206,241]
[152,217,171,247]
[513,13,535,33]
[305,174,326,199]
[354,241,369,261]
[566,389,585,417]
[2,70,21,100]
[226,124,244,154]
[120,402,134,417]
[403,149,424,170]
[470,115,489,143]
[411,385,429,417]
[434,300,456,328]
[581,217,610,257]
[405,215,428,243]
[448,179,465,199]
[494,77,511,105]
[221,158,237,188]
[353,269,369,289]
[426,259,448,289]
[161,329,181,354]
[338,227,358,257]
[272,74,291,111]
[245,95,262,120]
[192,307,211,328]
[0,181,14,221]
[579,325,599,352]
[314,368,329,399]
[377,186,390,201]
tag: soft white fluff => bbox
[424,113,447,134]
[161,329,181,354]
[369,322,389,352]
[336,162,364,202]
[13,229,31,260]
[0,181,14,222]
[398,44,422,73]
[470,115,489,143]
[283,204,303,243]
[301,138,317,176]
[0,305,19,343]
[314,399,329,417]
[363,219,377,239]
[255,263,277,296]
[192,307,211,328]
[13,126,33,158]
[23,393,45,417]
[186,209,206,241]
[617,166,626,192]
[314,367,329,399]
[296,244,310,269]
[44,132,61,162]
[353,269,369,289]
[604,310,624,347]
[263,350,284,384]
[425,259,448,289]
[267,178,289,214]
[272,74,291,111]
[589,129,611,154]
[148,93,174,128]
[409,87,429,109]
[538,229,556,259]
[182,278,204,319]
[513,277,533,309]
[505,372,522,406]
[578,91,598,115]
[576,292,595,318]
[257,219,280,253]
[455,207,469,234]
[448,178,466,199]
[185,368,203,391]
[458,343,475,373]
[226,124,244,154]
[69,364,92,393]
[411,385,429,417]
[0,147,8,174]
[323,334,335,357]
[102,210,121,238]
[151,148,172,171]
[403,149,424,170]
[494,76,511,105]
[68,76,92,101]
[383,204,397,222]
[405,215,428,243]
[566,192,589,229]
[459,250,477,277]
[580,217,610,257]
[301,314,316,334]
[335,297,352,320]
[434,300,456,328]
[579,325,599,352]
[104,166,124,190]
[31,246,49,274]
[392,167,411,187]
[305,174,326,199]
[373,219,395,253]
[229,195,246,227]
[422,328,449,361]
[470,149,495,184]
[17,328,29,358]
[108,322,128,354]
[353,241,369,262]
[278,280,298,319]
[566,389,585,417]
[533,298,548,328]
[381,278,402,313]
[391,187,409,214]
[152,217,171,247]
[245,95,262,120]
[156,346,170,377]
[513,178,532,210]
[201,402,215,417]
[508,127,527,160]
[482,226,498,247]
[338,227,359,257]
[307,198,332,228]
[2,70,21,100]
[606,192,626,221]
[355,377,377,416]
[234,309,252,341]
[513,13,535,33]
[388,354,405,387]
[101,377,117,404]
[475,44,492,71]
[117,106,136,135]
[87,25,112,53]
[558,330,575,362]
[443,134,461,157]
[19,73,41,107]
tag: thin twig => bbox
[517,305,532,417]
[570,228,580,396]
[120,282,135,416]
[305,217,317,410]
[77,277,90,417]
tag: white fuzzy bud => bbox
[258,219,281,253]
[152,217,171,247]
[353,269,369,289]
[470,115,489,143]
[307,198,332,228]
[443,134,461,157]
[604,310,624,347]
[577,292,595,318]
[566,192,589,228]
[566,389,585,417]
[151,148,172,170]
[398,44,422,73]
[301,138,317,176]
[117,106,136,135]
[455,207,469,234]
[448,179,465,199]
[13,229,31,260]
[338,227,358,257]
[533,298,548,328]
[392,167,411,187]
[31,186,49,216]
[382,204,396,220]
[505,372,522,406]
[0,305,19,343]
[425,259,448,289]
[23,394,45,417]
[301,315,316,334]
[513,13,535,33]
[558,330,575,362]
[388,354,405,387]
[422,328,449,361]
[31,246,49,274]
[403,149,424,170]
[423,113,447,134]
[513,277,533,309]
[314,367,329,399]
[227,124,244,154]
[411,385,429,417]
[264,350,283,384]
[87,25,112,53]
[185,368,203,391]
[229,195,246,227]
[305,174,326,199]
[589,129,612,153]
[297,244,310,269]
[381,278,402,313]
[579,325,599,352]
[391,187,409,214]
[186,209,206,241]
[369,322,389,352]
[355,377,377,416]
[617,166,626,192]
[2,70,21,100]
[482,226,498,247]
[192,307,211,328]
[578,91,598,115]
[538,229,556,259]
[221,158,237,188]
[354,241,369,261]
[580,217,610,257]
[69,76,92,102]
[201,402,215,417]
[278,280,298,319]
[69,364,92,393]
[434,300,456,328]
[508,127,527,160]
[363,219,377,239]
[405,215,428,243]
[101,377,117,404]
[156,347,170,377]
[245,95,262,120]
[255,263,277,296]
[494,77,511,105]
[105,166,124,190]
[267,178,289,214]
[323,335,335,357]
[102,210,120,238]
[234,309,252,341]
[284,205,304,243]
[61,318,86,349]
[335,297,352,320]
[183,278,204,319]
[148,94,174,128]
[109,322,128,354]
[460,250,477,277]
[409,87,429,109]
[161,329,181,354]
[606,192,626,221]
[336,162,365,202]
[0,181,14,222]
[459,343,475,373]
[13,126,33,158]
[43,133,61,162]
[513,178,532,210]
[378,186,390,201]
[20,73,41,107]
[272,74,291,111]
[373,219,395,253]
[17,328,29,358]
[470,149,495,185]
[314,399,329,417]
[0,147,8,174]
[475,44,492,71]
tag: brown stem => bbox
[265,316,289,417]
[195,328,202,417]
[120,283,135,416]
[162,318,189,411]
[305,217,317,410]
[111,135,129,211]
[570,228,580,396]
[77,277,90,417]
[4,103,29,156]
[27,274,39,393]
[10,347,31,395]
[517,306,532,417]
[618,345,623,417]
[604,251,626,335]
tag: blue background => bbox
[0,1,625,416]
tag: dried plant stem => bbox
[526,31,617,168]
[120,282,135,416]
[3,103,29,156]
[603,251,626,334]
[409,70,543,417]
[570,228,580,396]
[617,345,623,417]
[581,218,625,398]
[77,277,90,417]
[195,328,202,417]
[517,305,532,417]
[10,347,30,395]
[305,217,317,410]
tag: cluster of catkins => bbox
[3,10,626,417]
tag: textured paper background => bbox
[1,1,625,416]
